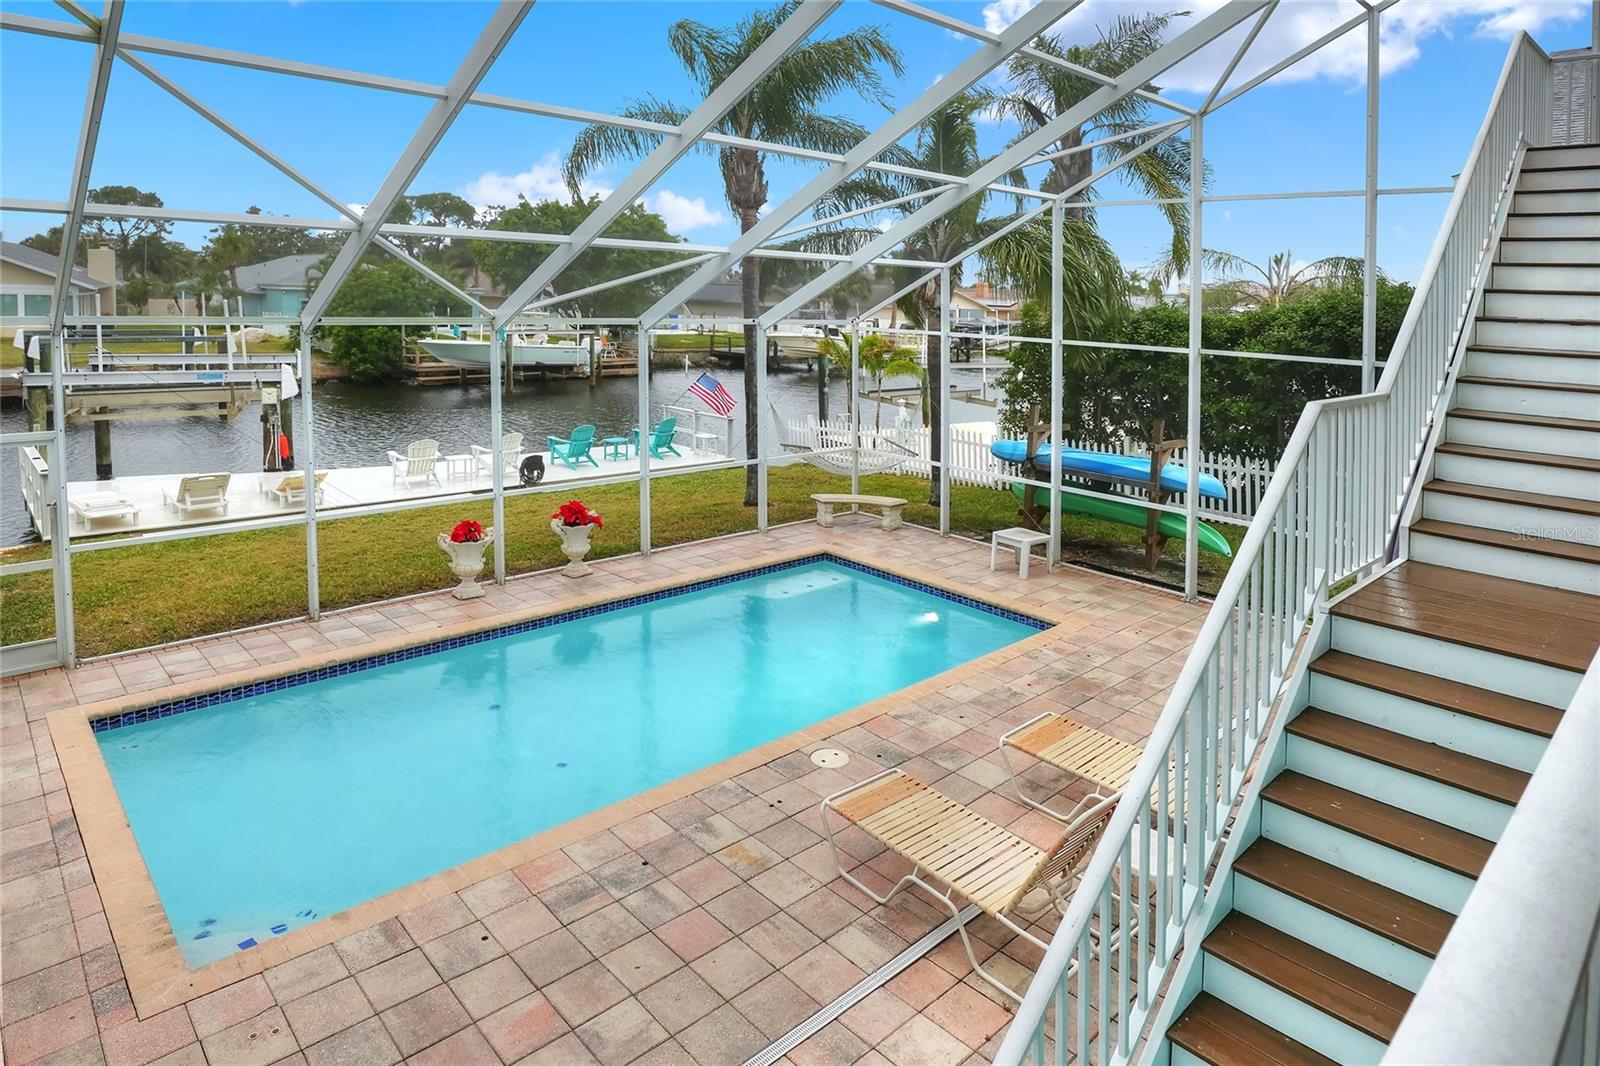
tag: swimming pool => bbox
[95,556,1046,965]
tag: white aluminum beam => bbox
[0,10,1049,208]
[768,184,955,241]
[872,0,1196,117]
[635,0,1081,330]
[1207,0,1400,114]
[1362,7,1380,392]
[116,51,488,314]
[522,253,718,312]
[299,3,531,326]
[762,0,1269,328]
[49,1,122,336]
[494,0,841,326]
[1200,0,1277,112]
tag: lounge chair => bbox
[547,425,599,470]
[471,431,524,476]
[821,768,1117,1000]
[387,439,442,488]
[631,417,682,460]
[1000,712,1143,823]
[69,492,139,528]
[161,472,230,516]
[261,471,327,506]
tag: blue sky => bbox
[0,0,1591,289]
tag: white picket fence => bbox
[781,415,1274,525]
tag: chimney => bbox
[86,245,117,314]
[974,280,991,299]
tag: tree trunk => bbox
[1049,127,1093,223]
[739,210,762,508]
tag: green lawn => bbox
[0,465,1238,658]
[649,331,744,351]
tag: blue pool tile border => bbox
[90,554,1051,734]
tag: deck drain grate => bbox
[810,748,850,768]
[741,903,981,1066]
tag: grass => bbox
[0,465,1241,659]
[0,327,296,370]
[649,331,745,351]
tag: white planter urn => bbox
[437,527,494,599]
[551,519,596,577]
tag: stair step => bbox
[1424,478,1600,519]
[1168,992,1336,1066]
[1203,914,1411,1044]
[1261,771,1493,879]
[1331,561,1600,674]
[1475,315,1600,327]
[1448,408,1600,433]
[1288,707,1529,805]
[1434,440,1600,472]
[1412,517,1600,565]
[1233,839,1454,958]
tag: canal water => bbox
[0,364,1002,546]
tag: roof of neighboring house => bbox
[231,254,326,294]
[955,284,1020,309]
[684,280,743,307]
[1,240,103,289]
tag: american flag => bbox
[688,371,737,416]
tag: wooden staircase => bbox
[1160,142,1600,1064]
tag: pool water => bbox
[97,559,1043,965]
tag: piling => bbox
[94,421,113,479]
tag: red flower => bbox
[449,520,485,543]
[553,500,602,528]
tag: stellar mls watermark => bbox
[1510,525,1599,544]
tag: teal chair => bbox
[632,417,682,460]
[548,424,599,470]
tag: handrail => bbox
[994,32,1553,1066]
[1383,652,1599,1065]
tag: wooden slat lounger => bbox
[821,768,1116,1000]
[1000,712,1144,822]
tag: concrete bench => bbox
[811,493,908,531]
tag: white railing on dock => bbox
[782,415,1274,525]
[995,32,1552,1066]
[17,445,49,535]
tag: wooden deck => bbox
[1332,561,1600,673]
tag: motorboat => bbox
[416,332,593,369]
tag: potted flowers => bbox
[551,500,602,577]
[438,519,494,599]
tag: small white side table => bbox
[991,527,1051,579]
[442,454,475,481]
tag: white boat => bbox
[416,334,591,369]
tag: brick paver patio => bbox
[1,520,1205,1066]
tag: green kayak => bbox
[1010,483,1233,558]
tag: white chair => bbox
[161,473,231,516]
[470,431,523,476]
[387,439,442,488]
[261,471,327,506]
[69,492,139,528]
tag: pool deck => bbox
[1,521,1206,1066]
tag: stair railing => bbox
[995,33,1554,1066]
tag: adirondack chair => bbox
[631,417,681,460]
[387,439,442,487]
[547,425,599,470]
[471,431,524,475]
[161,472,231,515]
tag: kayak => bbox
[990,439,1227,500]
[1010,483,1234,557]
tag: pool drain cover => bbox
[810,748,849,768]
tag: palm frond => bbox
[562,97,688,200]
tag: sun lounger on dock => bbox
[261,471,328,506]
[69,492,140,528]
[161,473,231,516]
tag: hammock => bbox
[771,405,919,476]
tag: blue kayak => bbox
[990,439,1227,500]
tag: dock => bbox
[16,444,730,542]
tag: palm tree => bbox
[1202,249,1373,308]
[800,92,1126,506]
[998,11,1197,267]
[817,333,922,432]
[562,2,903,506]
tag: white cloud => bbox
[980,0,1587,93]
[458,152,612,211]
[645,190,725,232]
